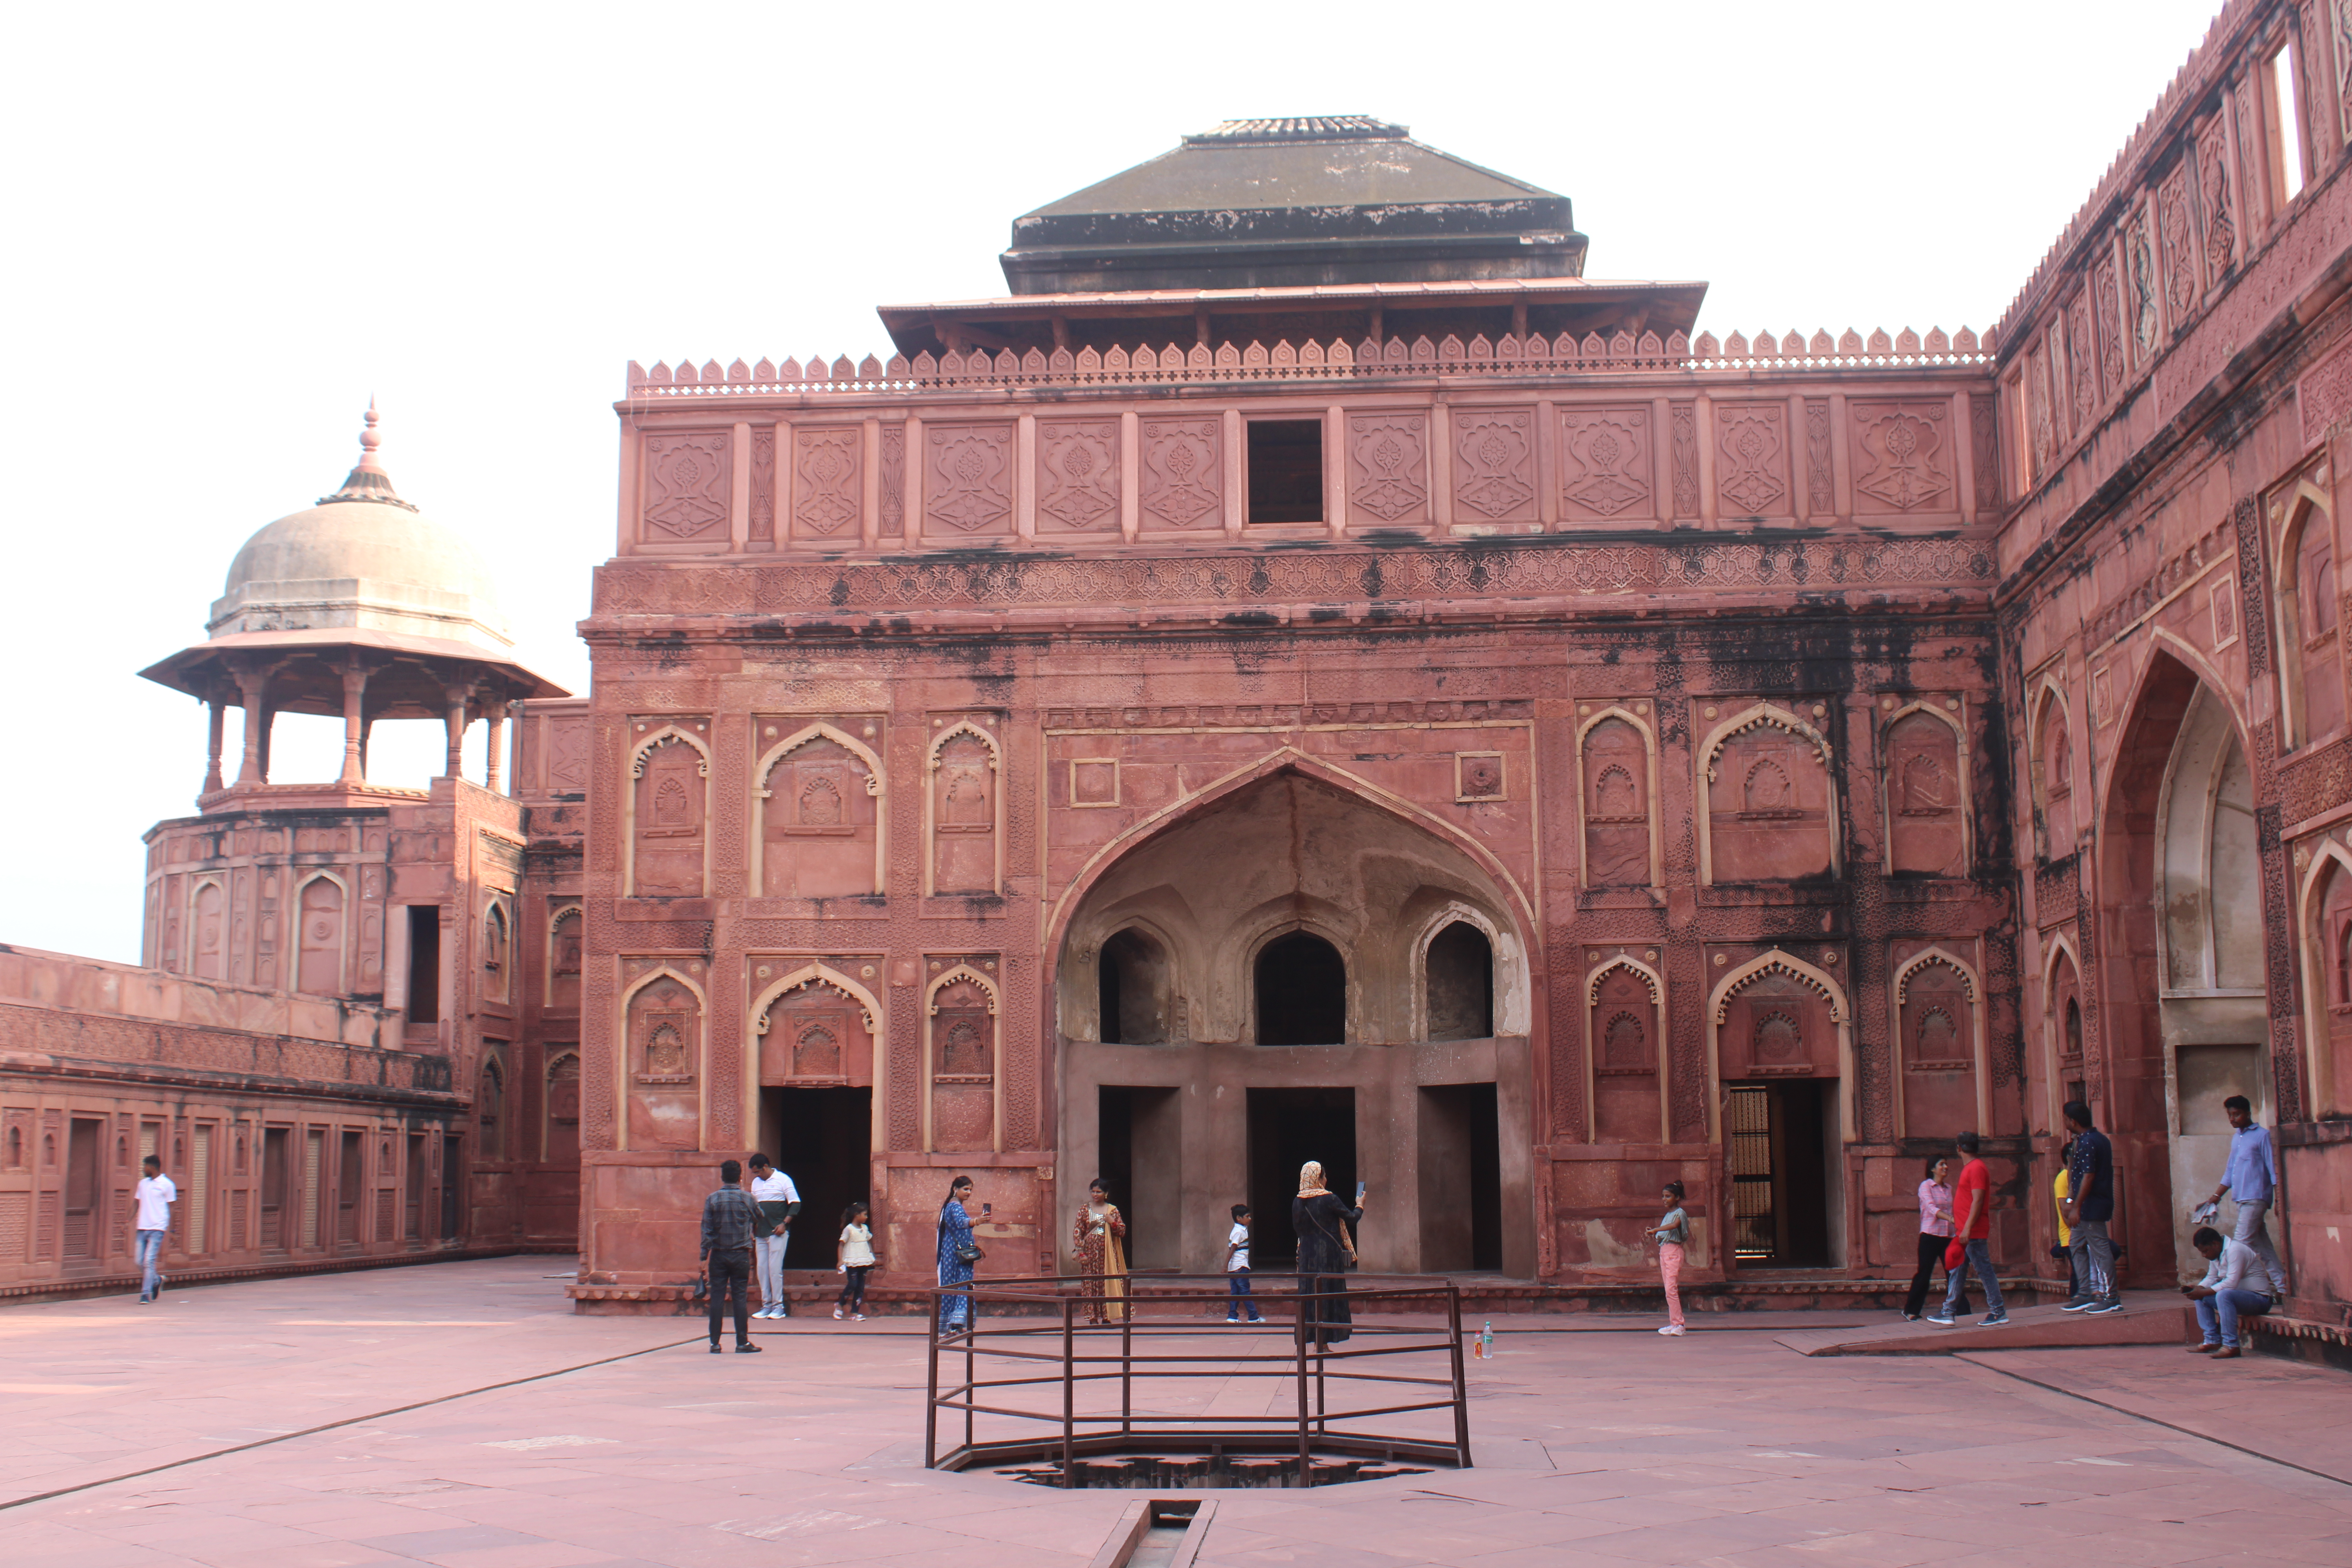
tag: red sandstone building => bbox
[7,0,2352,1335]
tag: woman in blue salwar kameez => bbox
[936,1175,978,1334]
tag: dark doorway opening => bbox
[406,907,441,1024]
[401,1131,421,1241]
[1725,1081,1831,1265]
[64,1118,100,1261]
[762,1087,872,1270]
[1417,1083,1502,1270]
[1246,1087,1357,1269]
[1425,923,1494,1041]
[1098,927,1171,1044]
[441,1135,463,1240]
[1256,931,1346,1044]
[1096,1086,1181,1269]
[267,1127,294,1249]
[338,1129,361,1246]
[1247,419,1324,523]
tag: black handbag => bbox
[954,1241,985,1265]
[1303,1203,1359,1273]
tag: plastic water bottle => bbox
[1480,1321,1494,1359]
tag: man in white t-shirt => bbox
[134,1155,176,1305]
[746,1154,801,1319]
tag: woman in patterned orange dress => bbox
[1073,1178,1129,1324]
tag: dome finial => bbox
[321,398,413,509]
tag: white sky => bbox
[1,0,2225,963]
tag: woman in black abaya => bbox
[1292,1160,1361,1347]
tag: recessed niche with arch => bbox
[2305,844,2352,1116]
[753,721,884,900]
[1699,706,1839,884]
[1097,926,1174,1044]
[1423,921,1493,1041]
[2033,682,2076,859]
[1256,930,1347,1045]
[1883,704,1967,877]
[293,873,347,995]
[2277,482,2343,748]
[625,722,711,897]
[479,899,510,1003]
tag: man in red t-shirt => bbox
[1928,1131,2008,1327]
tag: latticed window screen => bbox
[189,1125,211,1255]
[301,1130,323,1249]
[1726,1086,1775,1260]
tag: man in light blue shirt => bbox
[2193,1095,2285,1301]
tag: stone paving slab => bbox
[1773,1291,2185,1356]
[3,1260,2350,1567]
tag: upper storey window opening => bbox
[2269,44,2307,203]
[1247,419,1324,524]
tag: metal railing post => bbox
[1294,1278,1312,1488]
[924,1288,940,1468]
[1120,1288,1133,1439]
[964,1283,976,1454]
[1446,1282,1470,1468]
[1061,1292,1077,1488]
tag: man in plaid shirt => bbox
[701,1159,763,1353]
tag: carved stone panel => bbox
[1141,419,1221,530]
[2159,163,2200,326]
[1452,408,1537,523]
[1708,721,1833,883]
[1713,403,1790,517]
[1887,711,1965,876]
[549,908,582,1013]
[641,432,730,542]
[2067,299,2098,434]
[760,734,879,899]
[294,876,343,996]
[1581,717,1651,886]
[924,423,1015,537]
[758,978,873,1086]
[626,972,701,1149]
[1849,401,1955,516]
[1899,958,1976,1137]
[2093,251,2124,399]
[2198,115,2237,283]
[930,974,996,1153]
[1720,971,1833,1079]
[1557,406,1653,521]
[1037,419,1120,533]
[1590,964,1661,1144]
[793,426,862,539]
[878,424,906,537]
[632,736,707,896]
[749,426,776,542]
[2039,698,2076,857]
[1347,412,1428,525]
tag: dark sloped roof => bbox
[1003,118,1586,294]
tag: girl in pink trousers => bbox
[1645,1181,1689,1336]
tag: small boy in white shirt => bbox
[134,1155,176,1305]
[1225,1203,1262,1324]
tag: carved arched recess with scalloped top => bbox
[1697,704,1840,884]
[1586,956,1665,1144]
[623,723,711,897]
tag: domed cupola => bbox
[141,406,566,803]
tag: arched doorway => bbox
[1053,764,1534,1276]
[2098,652,2262,1283]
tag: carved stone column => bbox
[202,697,227,795]
[485,701,508,794]
[232,661,270,785]
[444,682,474,780]
[339,659,372,785]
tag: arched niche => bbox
[1891,947,1988,1137]
[2276,479,2343,749]
[479,898,510,1004]
[1422,919,1494,1041]
[477,1055,505,1160]
[2299,843,2352,1117]
[1883,704,1968,877]
[751,722,885,899]
[751,963,881,1088]
[293,871,348,996]
[1586,956,1665,1144]
[617,964,705,1151]
[2033,679,2077,859]
[1697,704,1840,884]
[546,904,583,1014]
[623,724,711,897]
[1098,925,1174,1044]
[1576,707,1659,888]
[2157,683,2261,995]
[2039,935,2086,1135]
[544,1050,581,1163]
[927,718,1002,896]
[1051,759,1530,1046]
[926,964,999,1153]
[191,877,227,982]
[1255,928,1349,1045]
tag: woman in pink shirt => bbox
[1902,1157,1960,1321]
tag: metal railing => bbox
[924,1273,1470,1486]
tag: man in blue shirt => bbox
[2058,1102,2121,1313]
[2193,1095,2286,1302]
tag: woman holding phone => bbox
[935,1175,982,1336]
[1072,1177,1129,1324]
[1292,1161,1361,1348]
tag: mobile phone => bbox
[1355,1181,1367,1202]
[982,1202,993,1216]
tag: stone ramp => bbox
[1774,1290,2184,1355]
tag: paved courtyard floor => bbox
[2,1256,2348,1567]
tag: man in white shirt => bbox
[2184,1224,2271,1359]
[134,1155,176,1305]
[746,1154,801,1320]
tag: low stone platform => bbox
[1775,1290,2185,1356]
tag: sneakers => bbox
[833,1307,844,1320]
[1902,1312,1920,1322]
[1657,1324,1686,1336]
[709,1340,722,1354]
[1925,1312,1958,1327]
[852,1313,867,1321]
[1976,1312,2010,1327]
[2085,1297,2124,1315]
[2058,1296,2096,1312]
